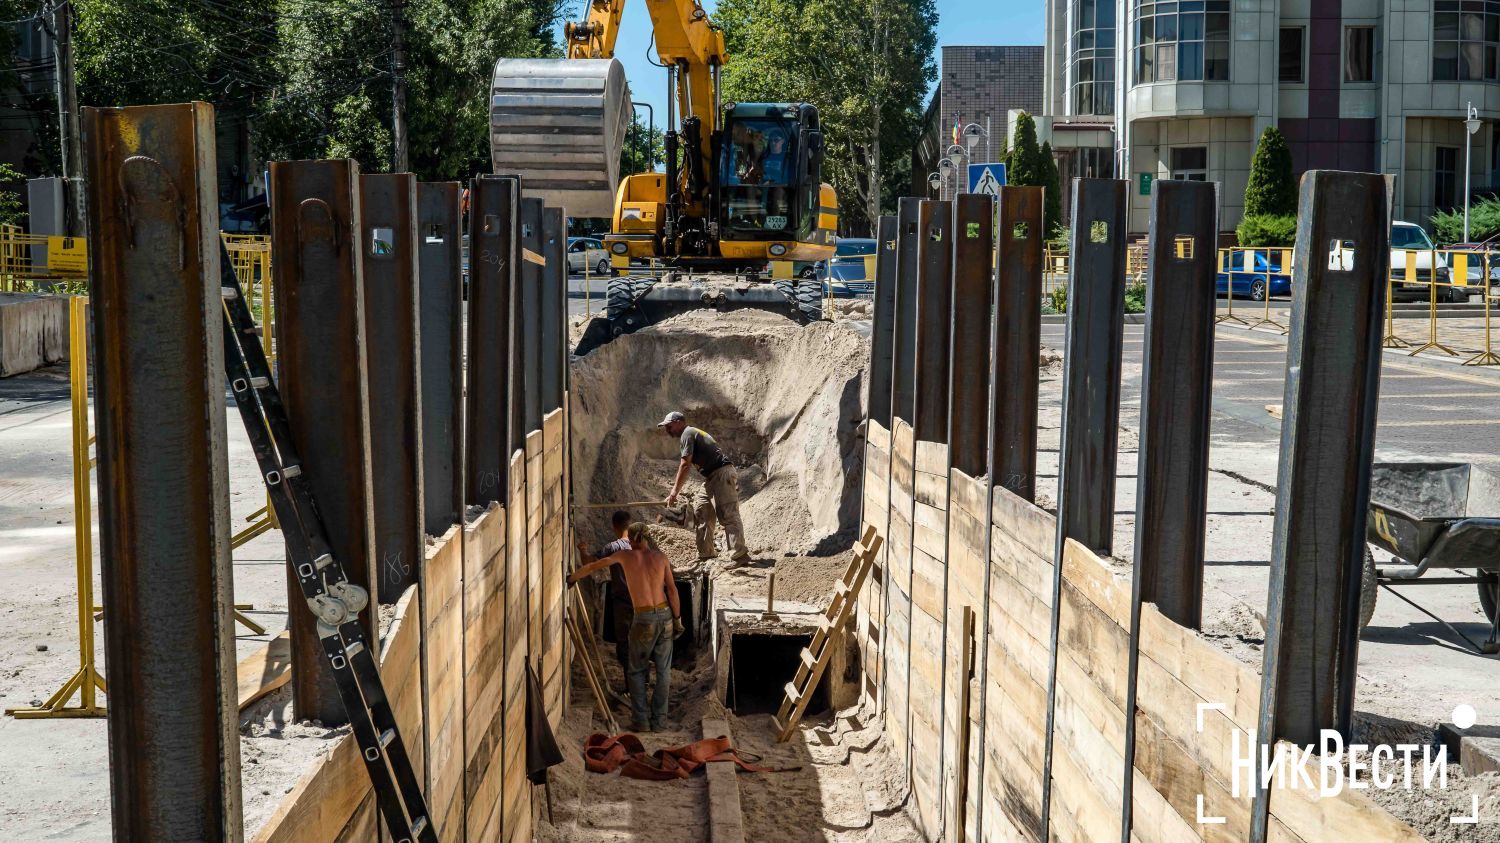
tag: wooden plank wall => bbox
[943,469,988,842]
[254,425,572,842]
[1048,540,1131,841]
[909,438,948,838]
[858,420,891,712]
[980,484,1052,842]
[503,452,530,841]
[884,419,916,785]
[541,409,567,728]
[856,475,1425,843]
[424,524,464,839]
[463,504,506,841]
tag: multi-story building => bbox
[1042,0,1495,236]
[913,46,1044,199]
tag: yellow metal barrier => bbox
[0,224,89,293]
[221,234,274,365]
[7,297,106,719]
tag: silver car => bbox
[566,236,612,276]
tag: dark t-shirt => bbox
[599,537,633,607]
[680,426,729,477]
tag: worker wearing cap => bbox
[659,411,752,565]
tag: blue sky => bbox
[573,0,1047,137]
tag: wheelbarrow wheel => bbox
[1478,572,1499,625]
[1359,547,1378,630]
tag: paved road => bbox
[1039,321,1500,473]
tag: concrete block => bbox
[0,293,69,377]
[1461,735,1500,777]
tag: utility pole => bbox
[391,0,408,173]
[50,0,84,234]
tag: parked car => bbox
[1390,221,1463,302]
[566,236,612,276]
[818,237,877,296]
[1216,250,1290,301]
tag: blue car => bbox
[1216,251,1290,301]
[818,238,878,296]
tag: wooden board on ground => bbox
[236,630,291,711]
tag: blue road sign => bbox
[967,162,1006,195]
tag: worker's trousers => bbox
[626,607,673,729]
[694,468,751,562]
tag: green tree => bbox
[1005,112,1043,187]
[620,114,665,177]
[1244,126,1296,217]
[1039,140,1062,237]
[717,0,937,233]
[0,162,26,226]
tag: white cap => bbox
[656,411,685,427]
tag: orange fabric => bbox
[582,732,793,780]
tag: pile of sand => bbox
[570,309,870,558]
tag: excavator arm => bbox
[562,0,725,207]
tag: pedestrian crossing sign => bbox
[967,163,1006,195]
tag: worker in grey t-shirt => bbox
[658,411,751,565]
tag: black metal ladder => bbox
[218,244,437,843]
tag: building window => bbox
[1134,0,1230,84]
[1280,26,1305,82]
[1170,146,1208,180]
[1434,1,1496,81]
[1436,146,1459,208]
[1070,0,1117,115]
[1343,26,1375,81]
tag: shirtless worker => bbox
[575,510,634,696]
[659,411,752,566]
[568,523,683,731]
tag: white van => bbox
[1390,221,1465,303]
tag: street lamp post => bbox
[1466,102,1482,242]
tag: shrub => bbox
[1124,282,1146,314]
[1047,285,1068,314]
[1432,195,1500,244]
[1245,127,1296,218]
[1236,213,1297,247]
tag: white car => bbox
[566,237,612,276]
[1390,221,1464,303]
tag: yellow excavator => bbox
[490,0,838,352]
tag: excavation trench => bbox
[568,308,870,716]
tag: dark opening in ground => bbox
[725,633,828,716]
[603,575,707,663]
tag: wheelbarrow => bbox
[1364,461,1500,654]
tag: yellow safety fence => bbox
[0,223,89,293]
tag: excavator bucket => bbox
[490,58,631,219]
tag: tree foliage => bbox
[1235,213,1297,247]
[1005,112,1043,186]
[1005,114,1061,236]
[619,114,665,178]
[716,0,937,234]
[0,162,26,226]
[1432,194,1500,243]
[60,0,563,180]
[1244,126,1296,218]
[1039,140,1062,237]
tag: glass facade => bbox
[1070,0,1116,115]
[1433,1,1500,81]
[1133,0,1230,83]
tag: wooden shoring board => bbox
[462,504,506,841]
[501,453,528,840]
[422,523,464,840]
[860,418,892,711]
[250,588,424,843]
[945,469,988,841]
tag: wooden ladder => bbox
[772,525,883,742]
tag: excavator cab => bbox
[715,103,835,263]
